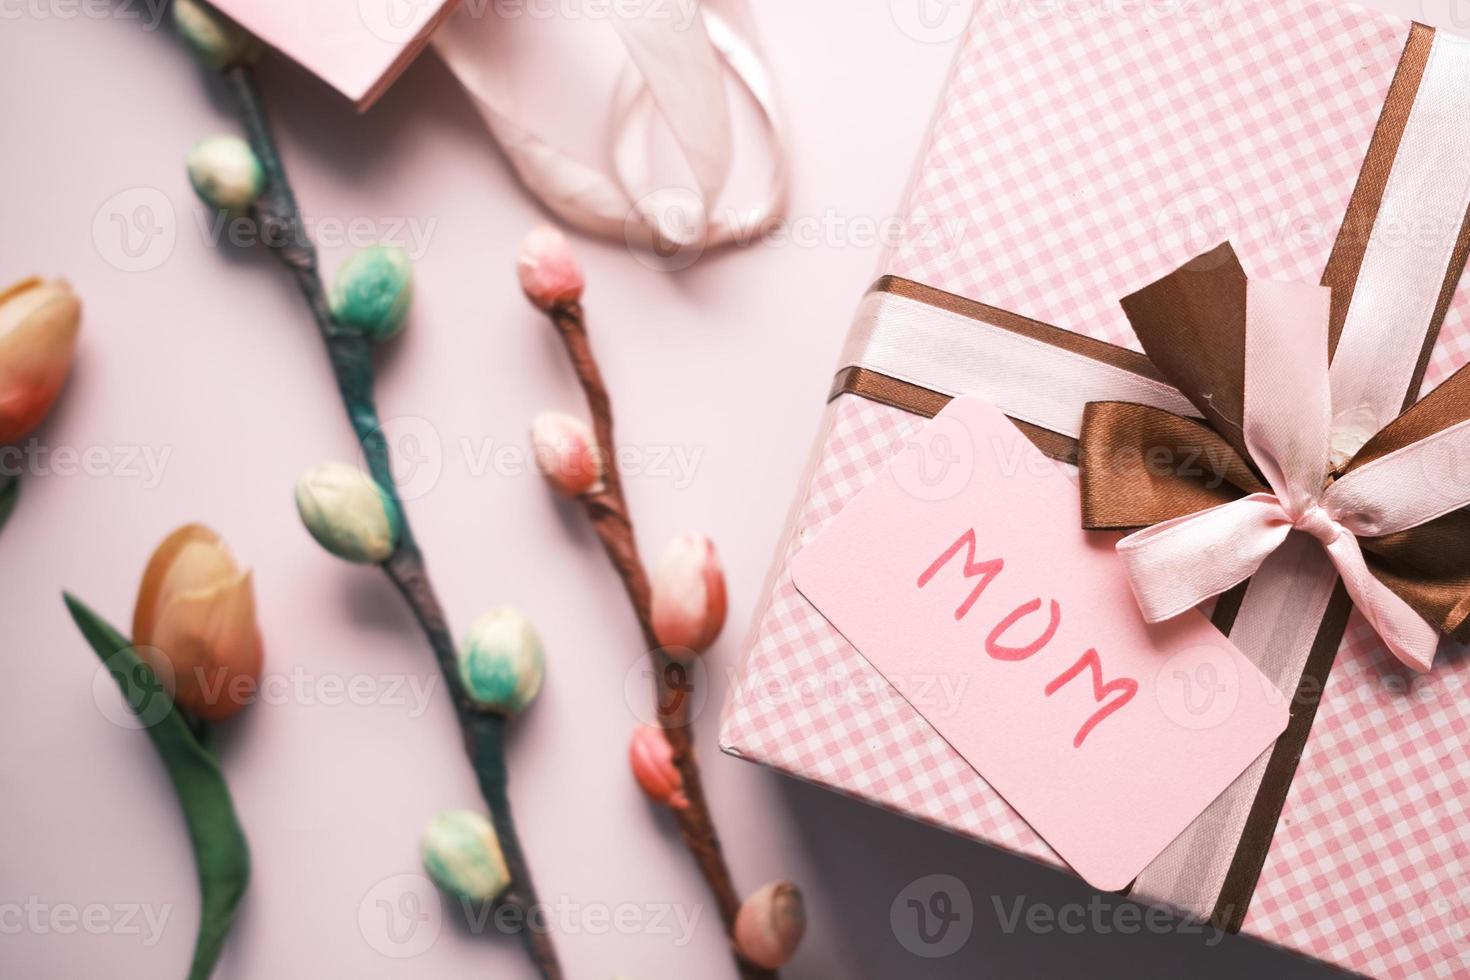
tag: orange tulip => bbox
[133,525,263,720]
[0,277,81,444]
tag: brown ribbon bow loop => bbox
[1078,402,1264,530]
[1345,365,1470,641]
[1117,243,1252,461]
[1078,242,1470,642]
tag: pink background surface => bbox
[0,1,1456,978]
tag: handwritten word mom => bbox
[917,529,1138,747]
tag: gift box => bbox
[720,2,1470,976]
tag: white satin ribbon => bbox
[1328,32,1470,448]
[842,290,1201,437]
[1131,27,1470,919]
[1115,277,1470,673]
[432,0,788,252]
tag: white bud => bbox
[186,135,264,213]
[293,462,401,565]
[420,810,510,903]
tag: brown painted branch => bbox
[219,63,561,980]
[549,305,775,980]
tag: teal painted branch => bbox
[467,713,543,935]
[64,594,250,980]
[216,64,561,980]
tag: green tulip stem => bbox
[217,63,561,980]
[64,595,250,980]
[0,469,18,534]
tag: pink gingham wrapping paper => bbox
[720,1,1470,976]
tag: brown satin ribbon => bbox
[832,367,1084,464]
[828,22,1470,929]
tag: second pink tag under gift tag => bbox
[791,395,1289,890]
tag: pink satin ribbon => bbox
[433,0,788,252]
[1115,277,1470,672]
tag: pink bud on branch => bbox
[651,533,728,656]
[735,881,806,970]
[629,724,689,810]
[517,225,585,312]
[530,411,602,498]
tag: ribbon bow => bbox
[1080,244,1470,672]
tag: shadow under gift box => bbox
[720,3,1470,977]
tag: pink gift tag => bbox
[208,0,459,108]
[791,395,1290,890]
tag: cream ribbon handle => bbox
[432,0,788,252]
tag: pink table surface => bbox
[0,1,1450,978]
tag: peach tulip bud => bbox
[132,524,263,721]
[0,277,81,445]
[628,724,687,810]
[530,411,601,497]
[650,534,727,656]
[517,225,584,311]
[734,881,806,970]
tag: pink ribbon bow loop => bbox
[1114,276,1470,672]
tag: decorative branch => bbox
[550,303,752,938]
[228,66,558,978]
[520,228,804,978]
[174,14,561,970]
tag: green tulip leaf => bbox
[0,474,18,534]
[64,593,250,980]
